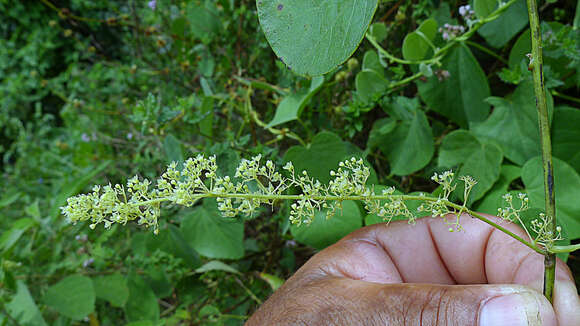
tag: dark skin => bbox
[246,214,580,325]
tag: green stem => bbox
[551,90,580,105]
[525,0,557,303]
[464,40,508,64]
[387,72,424,91]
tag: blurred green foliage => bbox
[1,0,579,325]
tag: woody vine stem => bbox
[525,0,556,303]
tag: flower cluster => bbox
[531,213,563,247]
[62,154,563,250]
[497,192,529,222]
[458,5,475,21]
[64,155,464,234]
[498,193,562,248]
[364,186,415,224]
[417,171,478,232]
[439,23,466,41]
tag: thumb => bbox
[247,278,558,325]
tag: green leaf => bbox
[144,267,173,299]
[417,44,490,128]
[552,106,580,174]
[475,165,522,215]
[575,0,580,29]
[402,18,437,61]
[146,224,202,268]
[355,70,389,103]
[93,273,129,308]
[163,134,183,165]
[125,273,160,322]
[368,22,387,42]
[290,200,362,249]
[199,305,221,324]
[257,0,379,76]
[474,0,497,19]
[200,96,214,137]
[0,192,20,209]
[362,50,384,76]
[367,118,397,149]
[44,275,95,320]
[402,33,430,61]
[0,218,35,253]
[266,76,324,127]
[438,130,503,204]
[6,281,47,326]
[472,79,554,166]
[478,0,528,48]
[522,157,580,240]
[50,161,111,219]
[508,29,530,69]
[171,16,187,36]
[432,2,454,26]
[258,272,285,291]
[195,261,241,275]
[371,106,434,176]
[187,2,222,42]
[180,199,244,259]
[125,322,156,326]
[284,131,377,184]
[416,18,438,40]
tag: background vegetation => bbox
[1,0,579,325]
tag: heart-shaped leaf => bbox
[472,79,553,166]
[370,98,434,176]
[552,106,580,174]
[522,157,580,240]
[417,44,490,128]
[478,0,528,48]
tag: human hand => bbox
[246,214,580,325]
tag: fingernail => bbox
[479,293,541,326]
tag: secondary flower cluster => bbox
[498,193,563,248]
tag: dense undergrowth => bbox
[1,0,579,325]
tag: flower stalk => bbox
[63,155,573,260]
